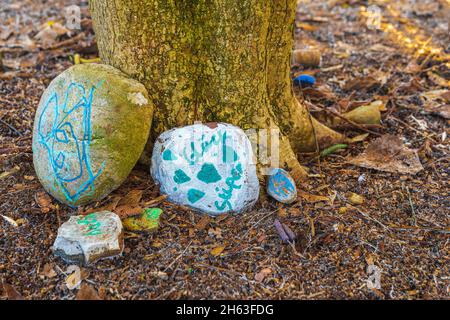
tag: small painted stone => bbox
[151,123,259,215]
[32,63,153,206]
[122,207,162,232]
[53,211,124,265]
[267,168,297,204]
[293,74,316,87]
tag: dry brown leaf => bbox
[1,281,24,300]
[254,268,272,282]
[40,263,57,279]
[427,71,450,88]
[118,189,143,206]
[195,215,211,230]
[115,205,143,219]
[344,76,379,91]
[349,135,424,175]
[76,283,102,300]
[35,191,54,213]
[347,133,370,143]
[404,61,422,74]
[208,227,222,239]
[298,191,329,203]
[420,90,450,119]
[347,192,365,205]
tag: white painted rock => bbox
[151,123,259,215]
[267,168,297,204]
[53,211,124,265]
[32,64,153,206]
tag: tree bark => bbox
[89,0,344,180]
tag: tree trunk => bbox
[89,0,344,180]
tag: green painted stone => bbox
[122,207,163,232]
[32,64,153,206]
[53,211,124,265]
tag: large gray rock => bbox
[53,211,123,265]
[151,123,259,215]
[32,64,153,206]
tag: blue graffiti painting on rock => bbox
[37,82,104,205]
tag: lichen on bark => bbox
[89,0,350,181]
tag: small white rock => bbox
[151,123,259,215]
[53,211,123,265]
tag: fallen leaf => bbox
[420,90,450,119]
[1,281,24,300]
[208,227,222,239]
[347,192,365,205]
[404,61,422,74]
[115,204,143,219]
[298,191,329,203]
[76,283,102,300]
[255,268,272,282]
[210,246,225,257]
[1,215,19,227]
[65,269,82,290]
[118,189,143,206]
[0,165,20,179]
[427,71,450,88]
[40,263,57,279]
[344,76,379,91]
[347,133,370,143]
[296,23,319,32]
[349,135,424,175]
[35,191,54,213]
[195,215,211,230]
[151,271,169,280]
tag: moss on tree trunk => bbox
[89,0,346,180]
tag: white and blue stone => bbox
[150,123,259,215]
[267,168,297,204]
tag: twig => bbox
[0,118,22,136]
[405,185,417,226]
[163,240,193,272]
[389,116,438,144]
[347,204,389,230]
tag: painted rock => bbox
[122,207,162,232]
[53,211,124,265]
[267,168,297,204]
[32,64,153,206]
[151,123,259,215]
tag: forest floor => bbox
[0,0,449,300]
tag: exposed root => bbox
[278,135,309,183]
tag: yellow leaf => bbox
[210,246,225,257]
[348,192,365,205]
[299,191,329,203]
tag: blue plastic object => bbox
[293,74,316,87]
